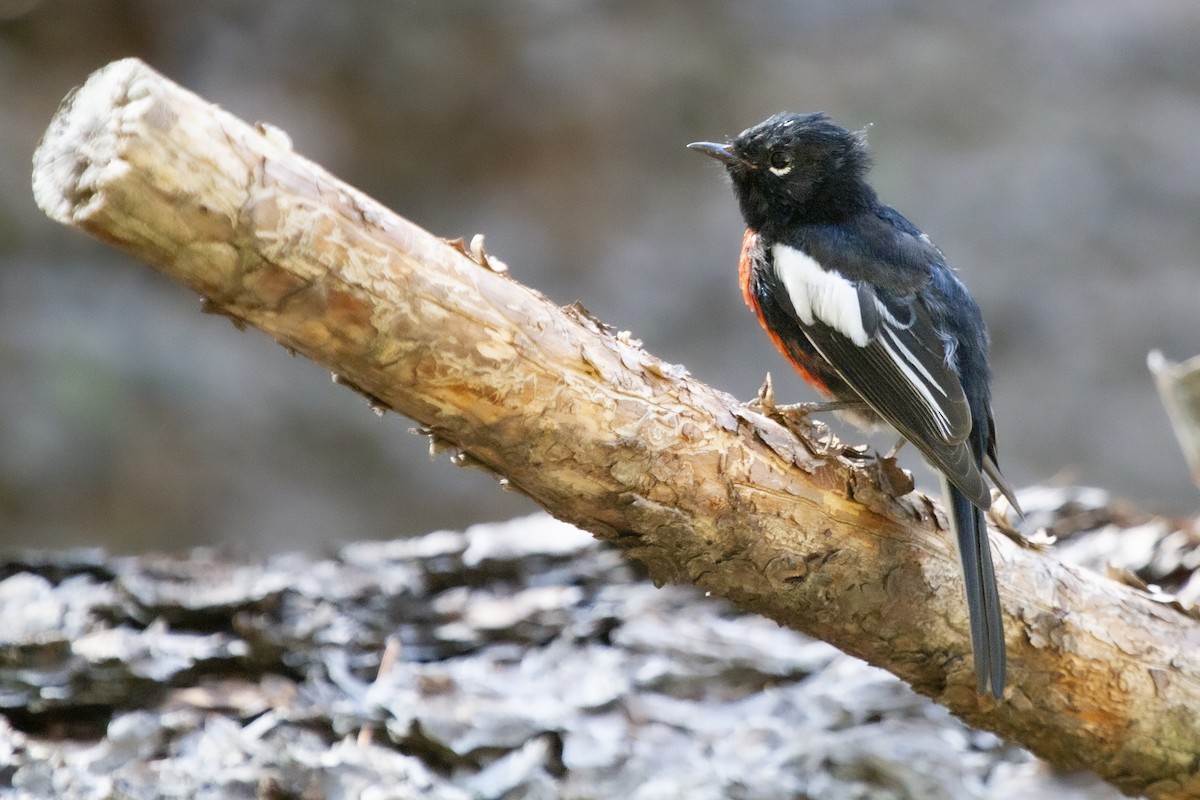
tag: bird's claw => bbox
[747,373,778,413]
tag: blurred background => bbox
[2,0,1198,554]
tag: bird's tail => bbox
[942,476,1006,698]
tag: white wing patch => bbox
[772,244,870,346]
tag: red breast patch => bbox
[738,228,832,396]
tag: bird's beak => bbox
[687,141,738,165]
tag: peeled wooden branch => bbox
[31,58,1200,799]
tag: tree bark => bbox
[31,58,1200,799]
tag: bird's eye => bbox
[768,151,792,175]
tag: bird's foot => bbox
[746,375,823,441]
[746,373,779,413]
[748,374,871,419]
[870,454,915,497]
[882,436,907,461]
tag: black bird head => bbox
[689,112,873,237]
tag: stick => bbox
[1149,350,1200,492]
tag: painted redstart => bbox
[689,112,1019,697]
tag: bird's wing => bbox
[768,226,991,508]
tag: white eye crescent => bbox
[768,150,792,176]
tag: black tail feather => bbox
[943,477,1006,697]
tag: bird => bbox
[688,112,1018,697]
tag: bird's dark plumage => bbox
[690,112,1015,697]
